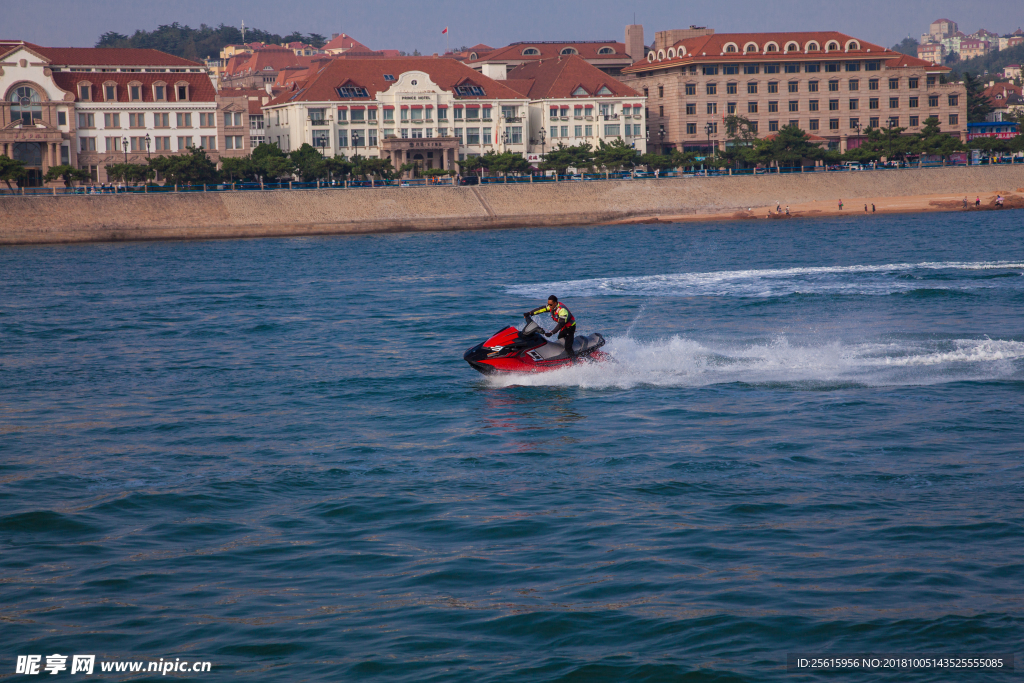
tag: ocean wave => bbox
[506,261,1024,298]
[487,336,1024,389]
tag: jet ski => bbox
[464,316,608,375]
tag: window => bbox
[177,85,188,100]
[560,47,578,55]
[466,127,480,144]
[784,63,799,74]
[747,82,758,94]
[828,80,839,92]
[869,117,879,128]
[79,137,96,152]
[338,129,348,147]
[709,121,718,133]
[687,122,697,134]
[866,61,881,71]
[849,79,859,91]
[888,116,899,127]
[849,117,859,129]
[351,109,365,122]
[829,118,839,130]
[768,120,779,132]
[154,84,164,102]
[948,114,959,125]
[585,124,593,136]
[411,108,423,121]
[805,63,820,73]
[104,113,120,128]
[58,111,67,126]
[384,109,394,122]
[176,113,192,127]
[465,107,480,119]
[573,124,582,137]
[768,101,778,113]
[77,112,95,128]
[743,65,759,74]
[352,130,365,147]
[727,102,736,114]
[948,94,959,106]
[383,74,396,82]
[929,95,939,107]
[521,48,540,56]
[724,65,739,75]
[747,121,756,133]
[105,84,116,101]
[400,108,409,121]
[909,115,919,127]
[482,106,492,120]
[849,99,858,110]
[868,79,879,91]
[845,62,860,71]
[808,80,819,93]
[768,81,778,94]
[909,97,918,108]
[153,112,169,128]
[764,64,780,74]
[748,102,758,113]
[788,81,799,93]
[926,75,936,86]
[604,124,620,136]
[706,83,717,95]
[454,85,485,96]
[825,62,841,72]
[401,128,410,139]
[707,102,717,114]
[338,85,370,97]
[129,113,145,128]
[549,125,557,139]
[200,112,216,127]
[685,103,695,115]
[130,85,141,101]
[703,65,718,75]
[452,128,461,143]
[789,119,798,127]
[829,100,839,111]
[809,100,819,111]
[200,135,217,150]
[79,84,91,100]
[809,119,819,130]
[789,101,799,112]
[154,137,171,151]
[726,82,737,95]
[889,97,899,108]
[908,77,919,89]
[888,78,899,90]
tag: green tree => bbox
[720,115,759,169]
[459,154,485,177]
[638,152,674,171]
[478,150,531,179]
[351,155,394,180]
[148,146,219,185]
[251,143,294,181]
[752,124,829,169]
[962,72,994,123]
[0,154,27,190]
[593,138,639,172]
[914,116,966,163]
[842,127,888,165]
[104,163,153,185]
[290,143,326,181]
[891,37,919,57]
[538,142,595,175]
[43,164,92,188]
[220,156,258,182]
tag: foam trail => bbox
[624,303,647,338]
[487,336,1024,390]
[506,261,1024,298]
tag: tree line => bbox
[96,23,327,61]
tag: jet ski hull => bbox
[464,324,608,375]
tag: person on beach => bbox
[976,196,981,207]
[785,206,790,215]
[864,204,868,212]
[838,199,844,210]
[962,197,969,209]
[996,195,1004,208]
[525,296,577,357]
[872,204,876,212]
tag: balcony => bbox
[602,114,620,121]
[308,117,333,127]
[502,115,523,123]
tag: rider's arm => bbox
[524,305,550,317]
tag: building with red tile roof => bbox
[262,57,531,174]
[468,40,634,80]
[221,47,315,89]
[503,55,646,155]
[323,33,371,55]
[619,27,966,154]
[0,40,233,186]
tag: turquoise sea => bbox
[2,211,1023,681]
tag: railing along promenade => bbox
[3,156,1022,196]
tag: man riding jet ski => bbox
[463,295,608,375]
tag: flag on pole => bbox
[442,27,448,34]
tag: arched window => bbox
[667,48,676,58]
[647,53,655,63]
[521,47,540,56]
[785,42,799,52]
[10,85,42,125]
[765,43,778,52]
[744,42,759,53]
[560,47,578,55]
[598,47,615,55]
[845,39,861,51]
[657,49,665,60]
[469,52,478,60]
[826,41,840,51]
[805,41,820,52]
[724,43,738,53]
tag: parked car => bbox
[842,162,864,171]
[458,176,479,186]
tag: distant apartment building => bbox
[618,28,968,156]
[917,43,946,64]
[959,39,994,61]
[1005,64,1022,80]
[0,40,221,186]
[468,40,637,79]
[322,33,371,55]
[922,18,958,44]
[500,55,646,158]
[221,47,313,88]
[262,57,531,173]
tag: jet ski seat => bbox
[571,333,604,354]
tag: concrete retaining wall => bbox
[2,166,1023,245]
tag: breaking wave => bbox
[487,336,1024,389]
[506,261,1024,298]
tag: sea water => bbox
[1,211,1022,681]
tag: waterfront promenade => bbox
[1,165,1022,245]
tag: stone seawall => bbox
[2,166,1023,245]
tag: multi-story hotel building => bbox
[468,39,639,79]
[501,55,646,158]
[619,29,968,156]
[263,57,530,173]
[1,41,218,185]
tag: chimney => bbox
[332,33,339,39]
[625,24,645,63]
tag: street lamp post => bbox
[145,134,151,160]
[705,122,715,171]
[122,136,128,165]
[539,127,546,157]
[658,127,665,154]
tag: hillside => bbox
[950,42,1024,80]
[95,23,326,61]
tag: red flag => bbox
[442,27,448,34]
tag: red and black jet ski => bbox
[464,317,608,375]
